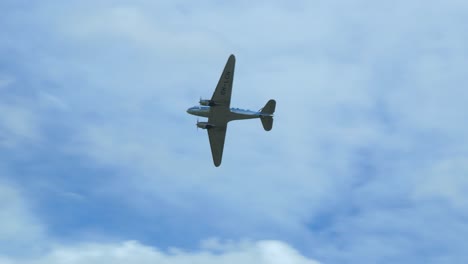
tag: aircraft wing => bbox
[205,55,235,167]
[211,54,235,107]
[207,125,227,167]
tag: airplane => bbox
[186,54,276,167]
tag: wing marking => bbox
[211,54,235,107]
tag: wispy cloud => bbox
[0,102,41,148]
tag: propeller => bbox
[196,118,199,131]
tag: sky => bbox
[1,0,468,263]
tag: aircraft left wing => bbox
[207,125,227,167]
[211,54,235,107]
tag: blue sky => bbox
[1,1,468,263]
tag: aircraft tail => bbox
[260,99,276,115]
[260,99,276,131]
[261,116,273,131]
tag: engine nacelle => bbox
[197,122,215,129]
[199,99,216,106]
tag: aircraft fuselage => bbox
[187,106,269,122]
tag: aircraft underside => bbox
[186,54,276,166]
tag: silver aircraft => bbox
[187,54,276,167]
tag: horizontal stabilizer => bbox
[261,99,276,115]
[261,116,273,131]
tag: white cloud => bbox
[0,240,320,264]
[0,177,319,263]
[0,181,45,255]
[2,0,468,263]
[31,0,468,239]
[61,4,227,60]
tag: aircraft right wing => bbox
[207,125,227,167]
[211,54,235,107]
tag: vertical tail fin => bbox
[260,99,276,131]
[260,99,276,115]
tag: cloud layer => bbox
[1,0,468,263]
[1,240,319,264]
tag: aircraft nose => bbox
[186,108,193,114]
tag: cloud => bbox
[0,103,41,148]
[1,0,468,263]
[0,240,319,264]
[0,176,318,263]
[412,157,468,209]
[0,181,45,255]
